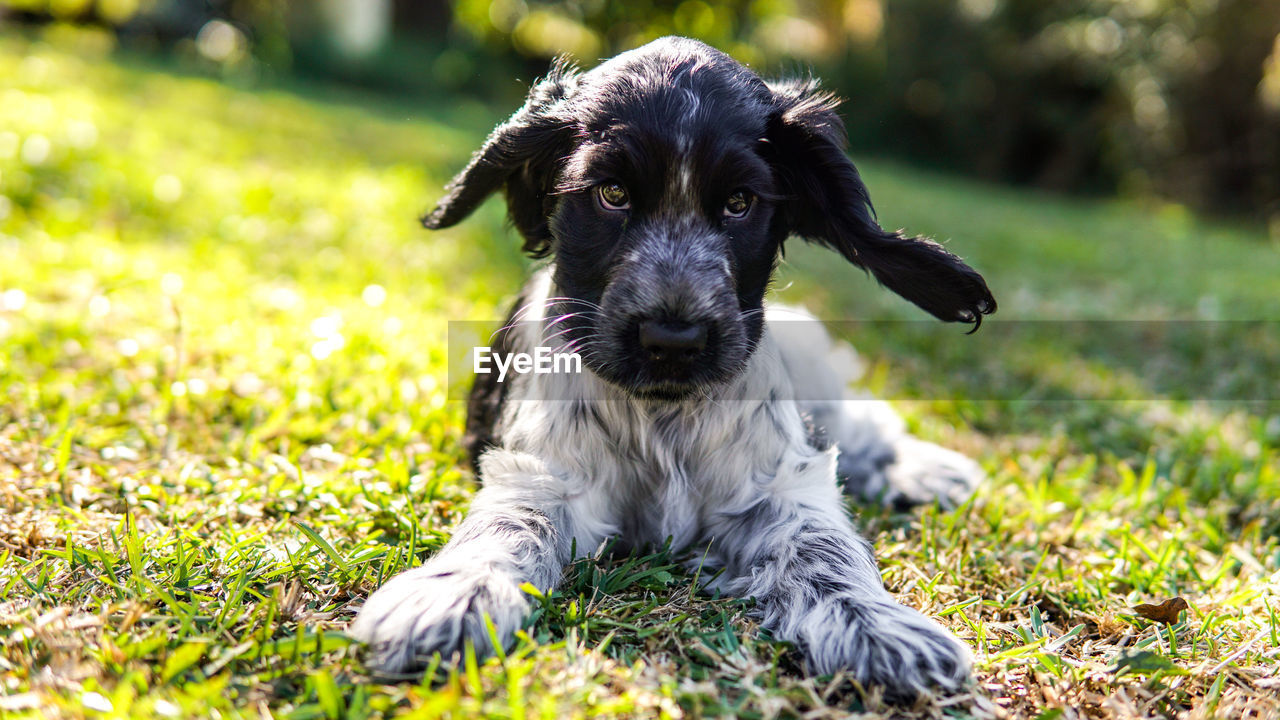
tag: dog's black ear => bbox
[765,79,996,329]
[423,60,579,257]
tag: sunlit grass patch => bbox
[1,32,1278,719]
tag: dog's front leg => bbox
[708,449,971,701]
[351,450,611,673]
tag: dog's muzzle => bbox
[590,225,744,395]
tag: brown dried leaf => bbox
[1132,596,1190,624]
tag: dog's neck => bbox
[505,269,801,463]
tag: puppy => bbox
[351,36,995,701]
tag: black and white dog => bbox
[352,37,995,701]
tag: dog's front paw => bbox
[860,436,984,510]
[348,564,528,674]
[792,595,971,702]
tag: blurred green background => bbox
[3,0,1279,222]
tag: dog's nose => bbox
[639,320,707,362]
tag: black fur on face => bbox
[426,37,996,398]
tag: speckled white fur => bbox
[351,270,979,699]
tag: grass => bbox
[2,28,1279,719]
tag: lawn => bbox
[2,30,1279,719]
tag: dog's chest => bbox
[568,399,788,550]
[498,328,803,550]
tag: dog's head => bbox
[426,37,995,399]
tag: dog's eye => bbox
[597,183,630,211]
[723,190,753,218]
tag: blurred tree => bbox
[436,0,1280,217]
[2,0,1277,218]
[866,0,1280,214]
